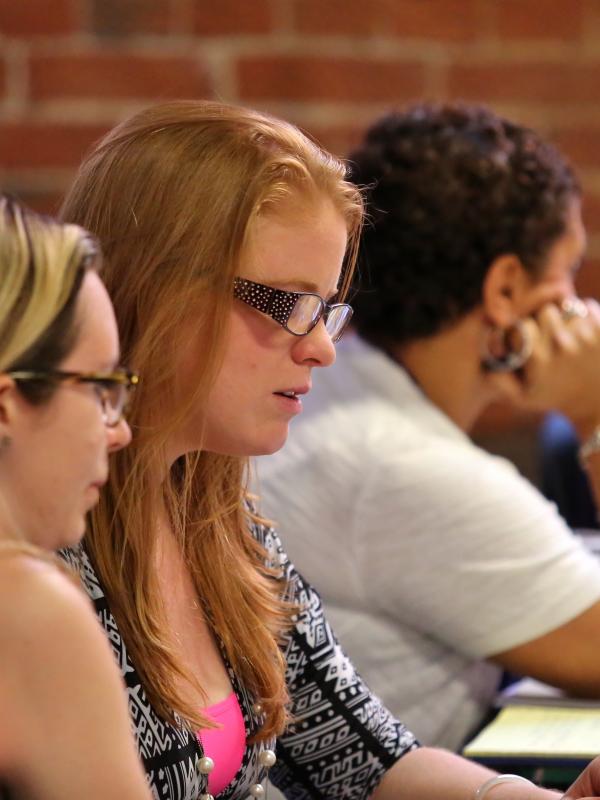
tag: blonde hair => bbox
[0,195,98,374]
[61,100,364,737]
[0,195,98,552]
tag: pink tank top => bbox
[197,691,246,795]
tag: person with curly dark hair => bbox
[257,103,600,752]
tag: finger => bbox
[566,298,600,345]
[584,298,600,329]
[560,295,589,321]
[520,316,546,365]
[537,302,577,352]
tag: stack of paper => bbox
[463,706,600,765]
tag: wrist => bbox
[474,774,536,800]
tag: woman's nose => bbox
[107,417,132,453]
[293,318,337,367]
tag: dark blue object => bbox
[538,413,598,530]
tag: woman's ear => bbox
[481,254,533,328]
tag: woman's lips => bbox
[273,391,304,413]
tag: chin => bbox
[205,425,290,457]
[257,443,285,456]
[255,423,292,455]
[235,434,289,457]
[57,517,87,550]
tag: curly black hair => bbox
[348,103,580,346]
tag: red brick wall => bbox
[1,0,600,297]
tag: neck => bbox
[388,312,496,433]
[0,488,23,545]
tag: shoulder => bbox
[370,430,530,503]
[0,555,152,799]
[0,551,129,722]
[342,428,514,529]
[0,554,112,764]
[359,441,591,586]
[0,553,106,667]
[0,552,86,625]
[0,550,122,698]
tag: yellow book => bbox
[463,706,600,765]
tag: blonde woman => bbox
[60,101,600,800]
[0,196,150,799]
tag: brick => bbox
[29,52,212,101]
[0,185,66,217]
[0,0,79,36]
[0,123,109,169]
[582,192,600,237]
[553,127,600,169]
[387,0,480,42]
[304,124,368,159]
[90,0,173,36]
[448,62,600,105]
[193,0,272,34]
[576,258,600,300]
[293,0,384,35]
[237,56,425,102]
[494,0,584,41]
[575,192,600,299]
[294,0,479,40]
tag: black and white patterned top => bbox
[61,520,418,799]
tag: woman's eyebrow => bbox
[277,279,340,300]
[278,278,320,293]
[98,356,121,371]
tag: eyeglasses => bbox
[7,368,139,427]
[233,277,353,343]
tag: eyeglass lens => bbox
[287,295,352,342]
[325,305,352,342]
[287,295,323,334]
[97,381,129,427]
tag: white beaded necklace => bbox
[196,716,277,800]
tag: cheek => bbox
[216,344,261,403]
[226,308,284,373]
[58,400,107,469]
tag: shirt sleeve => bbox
[357,438,600,658]
[255,523,419,800]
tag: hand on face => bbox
[489,298,600,434]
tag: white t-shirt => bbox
[255,333,600,751]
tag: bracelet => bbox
[474,774,535,799]
[579,426,600,467]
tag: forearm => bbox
[371,748,560,800]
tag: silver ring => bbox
[560,297,588,321]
